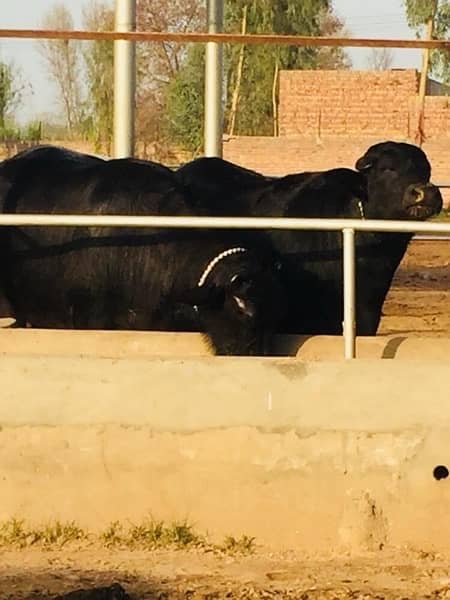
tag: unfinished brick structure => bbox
[223,69,450,206]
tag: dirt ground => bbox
[3,544,450,599]
[1,239,449,600]
[378,239,449,337]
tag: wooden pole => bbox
[228,5,247,137]
[1,29,449,51]
[416,15,435,146]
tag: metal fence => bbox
[1,25,449,358]
[0,213,449,359]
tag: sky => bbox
[0,0,423,124]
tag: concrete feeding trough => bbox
[0,329,449,553]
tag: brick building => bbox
[223,69,450,206]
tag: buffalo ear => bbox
[355,152,375,172]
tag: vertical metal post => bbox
[113,0,136,158]
[204,0,223,157]
[343,228,356,359]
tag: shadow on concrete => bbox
[381,336,409,359]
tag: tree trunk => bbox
[228,5,247,137]
[416,15,434,146]
[272,59,279,137]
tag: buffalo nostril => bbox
[413,187,425,202]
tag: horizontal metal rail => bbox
[1,28,450,50]
[0,214,449,233]
[1,213,449,359]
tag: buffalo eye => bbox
[230,273,245,286]
[230,273,254,291]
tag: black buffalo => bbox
[177,141,443,335]
[0,145,287,355]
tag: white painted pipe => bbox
[0,214,450,234]
[3,213,449,359]
[204,0,223,157]
[113,0,136,158]
[343,228,356,359]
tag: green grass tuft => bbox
[0,518,86,548]
[0,517,255,554]
[123,517,204,549]
[100,520,125,547]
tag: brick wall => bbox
[278,69,450,140]
[420,96,450,138]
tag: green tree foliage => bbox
[404,0,450,83]
[0,61,23,133]
[164,43,205,153]
[164,0,350,151]
[81,0,114,153]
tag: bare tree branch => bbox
[37,1,82,134]
[366,47,395,70]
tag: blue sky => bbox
[1,0,422,123]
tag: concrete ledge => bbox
[1,328,450,360]
[0,354,448,429]
[0,352,449,553]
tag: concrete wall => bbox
[1,332,450,553]
[1,328,450,360]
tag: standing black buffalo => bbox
[0,145,287,355]
[177,141,443,335]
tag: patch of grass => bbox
[0,517,256,554]
[127,518,205,549]
[220,534,256,555]
[127,518,166,548]
[165,521,202,547]
[33,520,86,546]
[0,519,86,548]
[0,518,30,548]
[100,520,125,547]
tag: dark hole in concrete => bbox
[433,465,449,480]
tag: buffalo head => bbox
[355,141,442,220]
[175,248,287,356]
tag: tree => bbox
[403,0,450,83]
[0,61,23,132]
[366,48,394,70]
[82,0,114,153]
[164,43,205,153]
[225,1,350,136]
[135,0,205,156]
[164,0,351,150]
[37,2,83,135]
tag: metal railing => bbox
[1,27,449,357]
[0,213,449,359]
